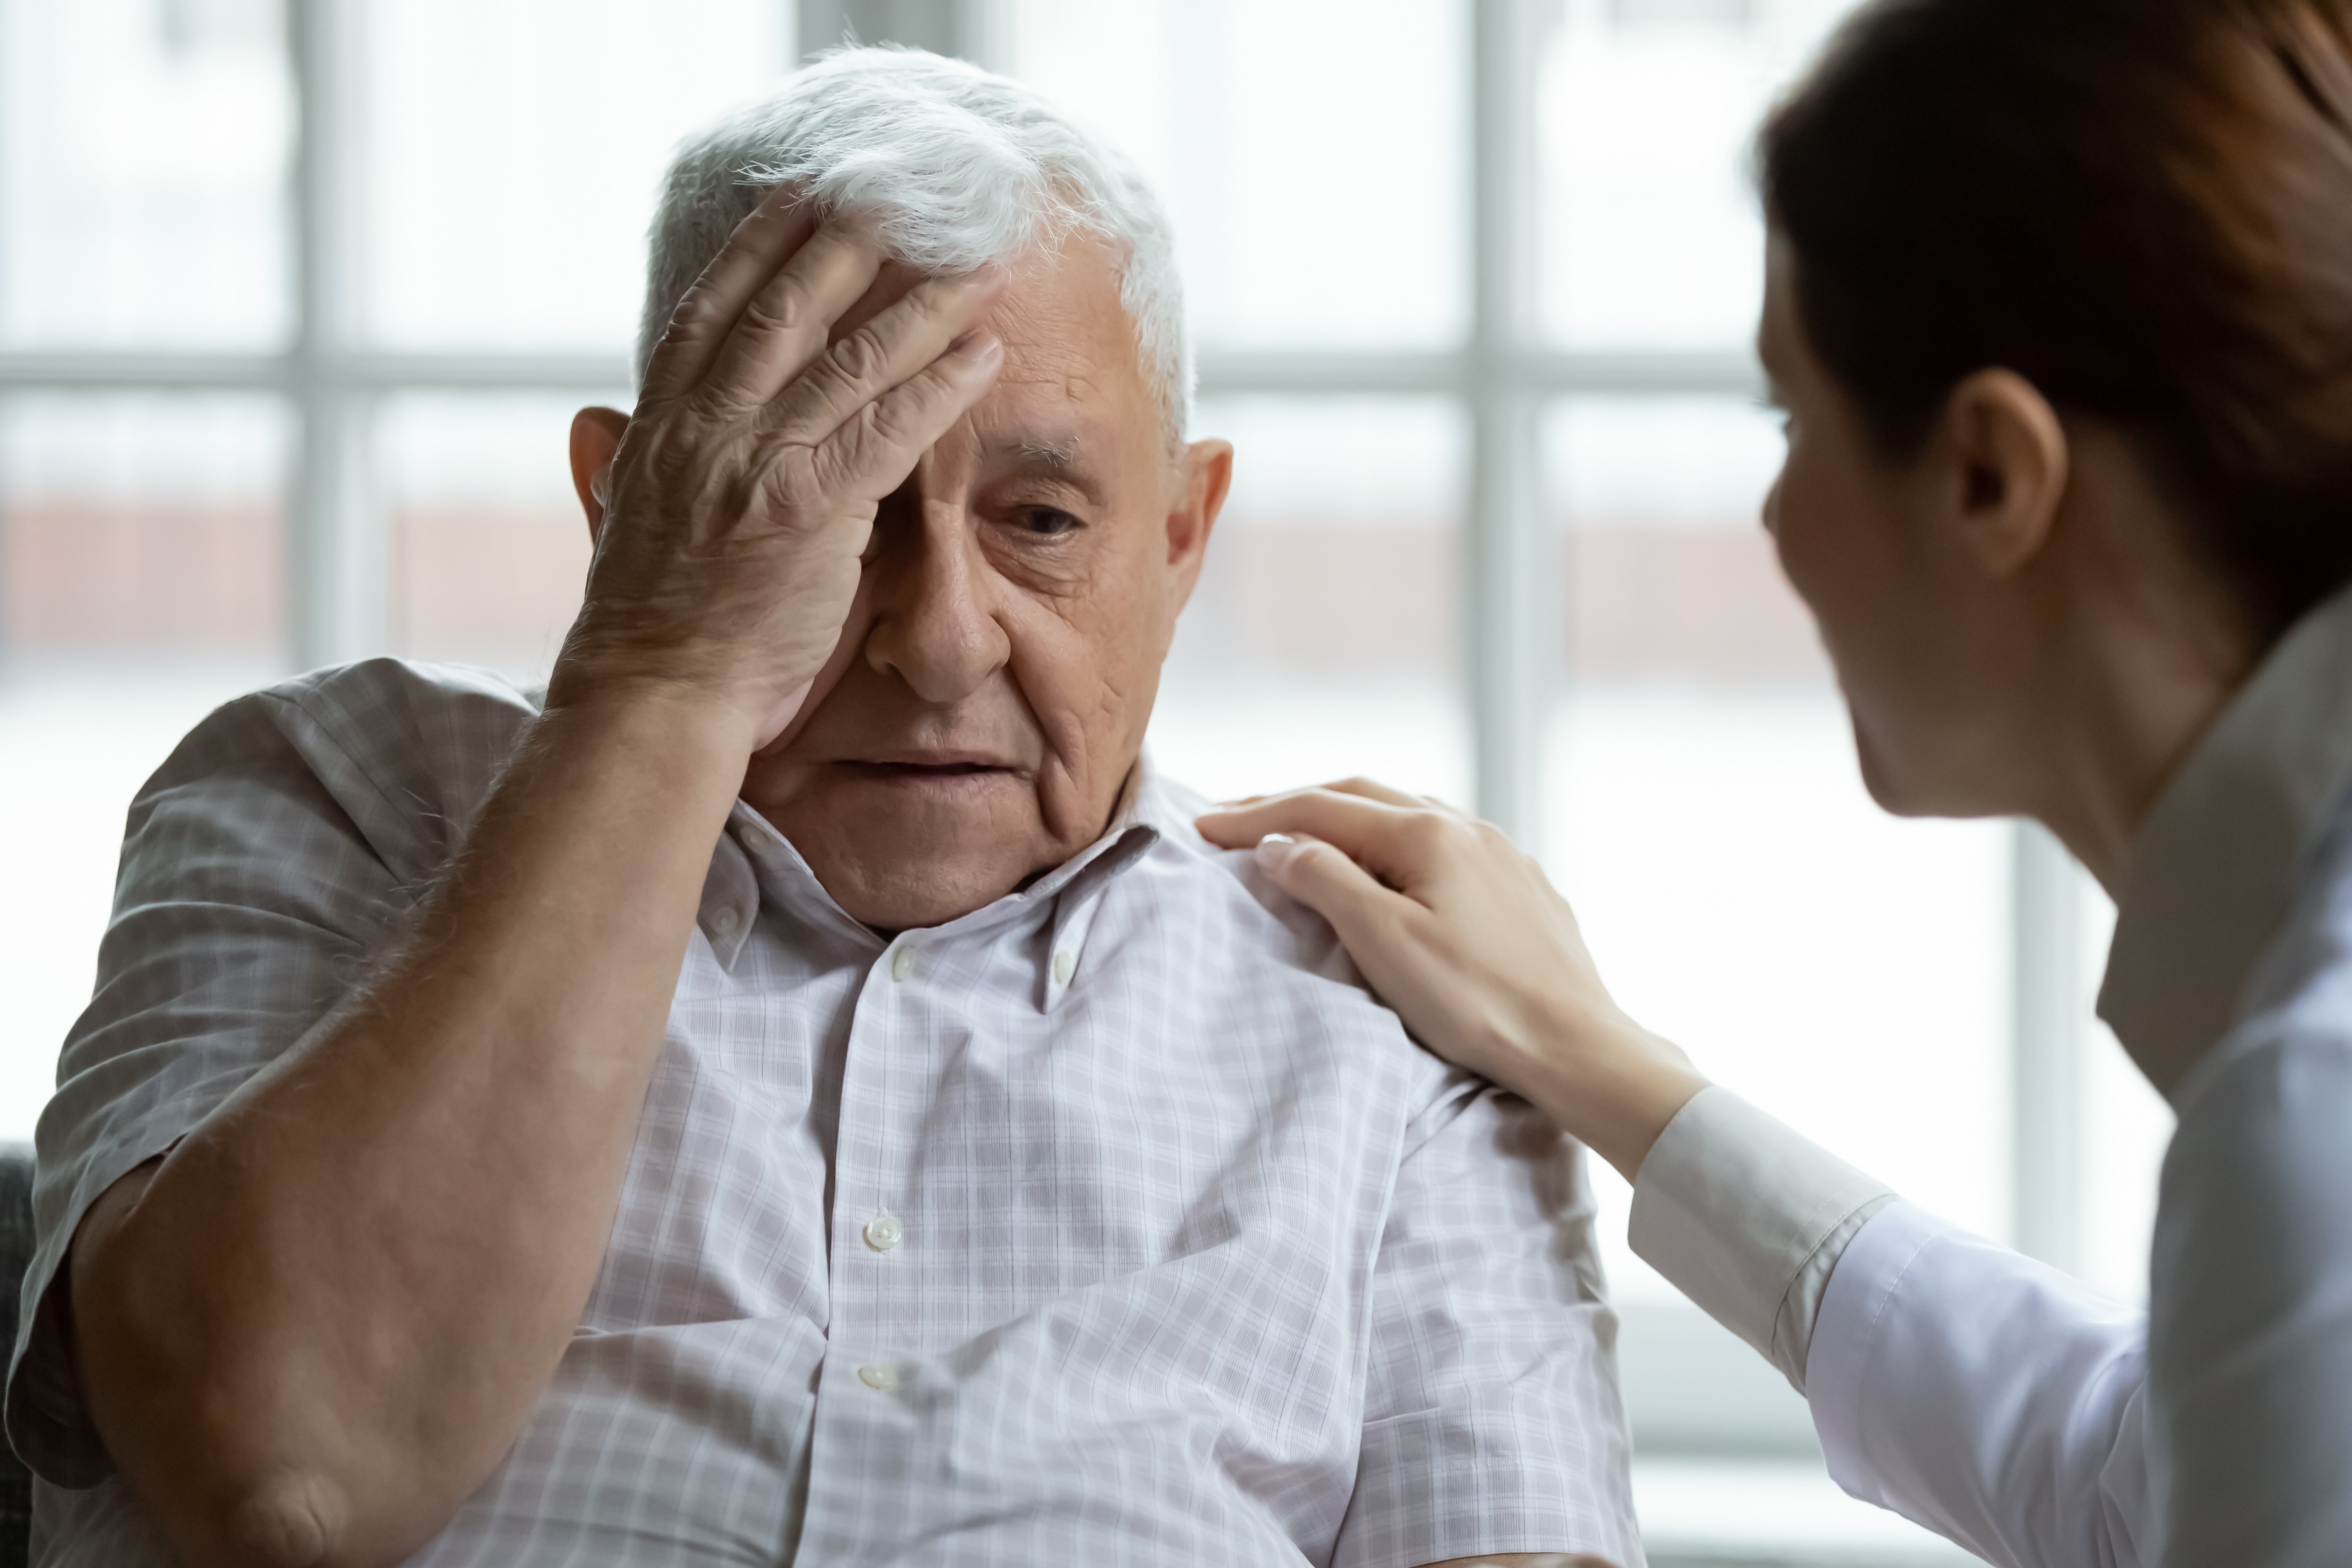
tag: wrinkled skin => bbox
[575,233,1234,930]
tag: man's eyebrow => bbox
[986,433,1109,499]
[1007,436,1083,469]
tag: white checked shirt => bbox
[7,659,1641,1568]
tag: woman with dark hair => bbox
[1202,1,2352,1563]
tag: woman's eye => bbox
[1014,507,1082,538]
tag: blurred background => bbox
[0,0,2172,1562]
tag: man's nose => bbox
[860,502,1011,704]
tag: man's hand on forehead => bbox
[553,187,1009,752]
[826,252,936,347]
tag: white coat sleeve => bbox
[1630,1087,2157,1568]
[2148,1010,2352,1567]
[1806,1204,2154,1568]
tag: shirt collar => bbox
[2098,583,2352,1094]
[695,750,1174,987]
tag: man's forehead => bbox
[976,236,1152,417]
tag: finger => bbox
[694,221,901,412]
[1199,780,1362,817]
[802,328,1005,503]
[767,267,1008,448]
[827,258,927,348]
[1195,789,1434,888]
[1322,776,1422,809]
[640,188,822,402]
[1197,787,1409,847]
[1252,833,1426,963]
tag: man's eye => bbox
[1013,507,1083,538]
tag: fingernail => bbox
[956,330,1002,361]
[1253,833,1296,872]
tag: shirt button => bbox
[708,906,740,939]
[862,1211,903,1252]
[889,947,916,982]
[857,1363,899,1393]
[1052,949,1076,985]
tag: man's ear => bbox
[1165,438,1234,603]
[569,406,631,545]
[1933,369,2070,579]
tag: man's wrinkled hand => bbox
[553,188,1007,750]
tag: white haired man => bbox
[10,50,1638,1568]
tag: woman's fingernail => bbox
[1253,833,1296,871]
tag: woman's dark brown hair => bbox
[1759,0,2352,643]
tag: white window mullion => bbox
[2013,819,2085,1270]
[289,0,382,671]
[1469,0,1551,845]
[802,0,971,61]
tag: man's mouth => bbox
[842,755,1019,783]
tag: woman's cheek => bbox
[1766,461,1833,615]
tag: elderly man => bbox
[8,49,1637,1568]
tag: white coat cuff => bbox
[1803,1196,1955,1500]
[1628,1086,1897,1391]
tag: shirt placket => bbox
[733,804,1159,1557]
[830,926,926,1347]
[799,917,979,1553]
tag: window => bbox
[0,0,2176,1558]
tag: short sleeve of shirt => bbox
[3,661,535,1486]
[1330,1077,1641,1568]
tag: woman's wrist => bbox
[1515,1005,1710,1183]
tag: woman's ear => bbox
[568,407,631,543]
[1935,369,2070,578]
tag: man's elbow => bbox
[74,1332,406,1568]
[148,1466,423,1568]
[89,1402,428,1568]
[67,1180,429,1568]
[73,1332,432,1568]
[220,1472,349,1568]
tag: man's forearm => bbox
[69,689,751,1568]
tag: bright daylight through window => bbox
[0,1,2177,1561]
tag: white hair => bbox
[638,46,1191,448]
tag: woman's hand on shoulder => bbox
[1197,779,1708,1182]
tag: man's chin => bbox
[819,852,1044,931]
[771,781,1060,932]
